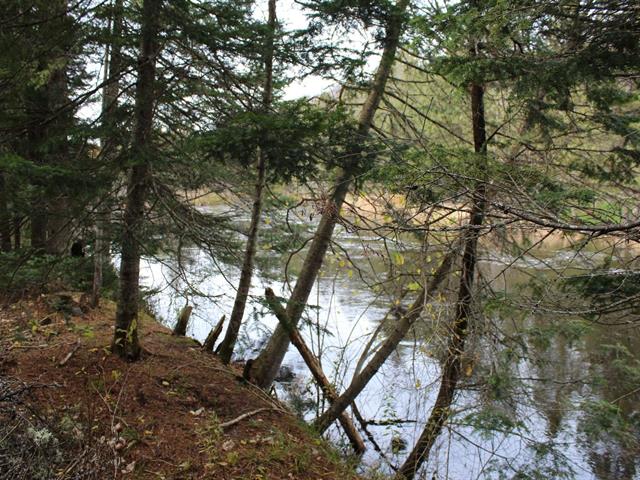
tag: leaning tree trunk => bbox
[203,315,226,352]
[172,305,193,337]
[264,288,366,455]
[395,79,488,480]
[313,244,458,433]
[92,0,124,308]
[248,0,410,389]
[112,0,161,361]
[216,0,276,364]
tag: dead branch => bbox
[219,407,275,429]
[58,341,81,367]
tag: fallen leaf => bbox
[121,461,136,474]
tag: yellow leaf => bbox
[465,363,473,377]
[394,252,405,266]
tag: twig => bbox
[365,418,417,426]
[219,407,275,429]
[58,341,81,367]
[0,423,20,444]
[59,448,86,479]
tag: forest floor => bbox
[0,293,362,480]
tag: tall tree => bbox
[24,1,75,253]
[113,0,162,360]
[248,0,410,389]
[92,0,125,308]
[216,0,278,364]
[396,78,488,480]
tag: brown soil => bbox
[0,294,361,480]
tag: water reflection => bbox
[139,220,640,479]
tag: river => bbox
[139,205,640,480]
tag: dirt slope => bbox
[0,294,360,480]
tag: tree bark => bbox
[30,210,48,252]
[264,288,366,455]
[46,195,71,255]
[92,0,124,308]
[248,0,409,389]
[395,80,488,480]
[26,80,48,252]
[217,0,276,364]
[13,216,22,250]
[172,305,193,336]
[112,0,161,361]
[0,172,12,252]
[203,315,226,352]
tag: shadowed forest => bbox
[0,1,639,479]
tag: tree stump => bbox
[172,305,193,336]
[203,315,225,352]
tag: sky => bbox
[81,0,370,120]
[275,0,347,100]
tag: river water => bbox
[139,206,640,480]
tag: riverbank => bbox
[191,187,640,256]
[0,293,361,479]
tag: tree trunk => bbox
[112,0,161,361]
[13,216,22,250]
[25,0,71,256]
[91,222,103,307]
[30,210,47,252]
[0,172,12,252]
[203,315,226,352]
[45,1,73,256]
[25,78,48,252]
[216,0,277,364]
[264,288,366,455]
[248,0,409,389]
[395,80,488,480]
[313,245,458,433]
[247,167,353,389]
[26,101,48,252]
[92,0,124,308]
[46,196,71,255]
[173,305,193,336]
